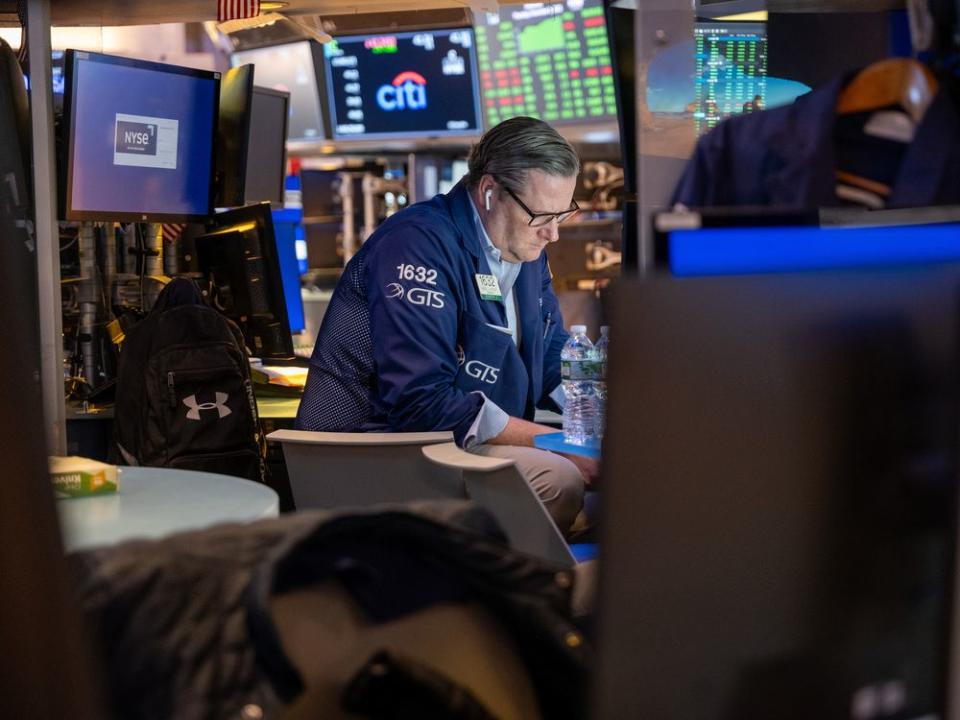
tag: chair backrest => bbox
[421,443,576,567]
[267,429,462,509]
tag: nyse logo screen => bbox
[115,121,158,155]
[113,113,179,170]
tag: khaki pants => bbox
[468,445,586,536]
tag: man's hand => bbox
[489,417,600,489]
[558,453,600,490]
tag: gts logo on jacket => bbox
[384,283,446,309]
[465,360,499,384]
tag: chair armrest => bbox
[267,429,453,446]
[421,443,516,472]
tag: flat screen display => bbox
[323,28,482,140]
[244,86,288,205]
[474,0,618,127]
[646,22,809,137]
[231,41,325,142]
[61,50,219,222]
[693,22,767,134]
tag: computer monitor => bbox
[322,28,482,140]
[194,203,294,359]
[215,64,254,208]
[594,268,960,719]
[244,86,289,205]
[60,50,220,222]
[693,22,767,135]
[231,41,326,143]
[652,208,960,276]
[473,0,618,127]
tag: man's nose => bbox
[538,218,561,243]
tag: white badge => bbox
[475,273,503,301]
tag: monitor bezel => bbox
[60,49,221,223]
[215,63,255,209]
[322,26,484,142]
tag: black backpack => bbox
[115,279,265,483]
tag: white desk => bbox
[58,467,279,552]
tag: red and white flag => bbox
[218,0,261,23]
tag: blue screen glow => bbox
[272,209,305,333]
[67,53,217,220]
[669,224,960,276]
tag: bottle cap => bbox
[571,324,587,334]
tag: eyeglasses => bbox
[495,180,580,228]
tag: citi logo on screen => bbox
[376,71,427,111]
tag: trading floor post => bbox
[27,0,66,453]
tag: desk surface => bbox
[68,398,563,425]
[58,466,279,552]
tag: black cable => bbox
[15,0,27,67]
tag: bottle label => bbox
[561,359,603,381]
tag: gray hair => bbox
[466,116,580,193]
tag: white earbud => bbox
[484,188,493,211]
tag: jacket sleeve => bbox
[538,255,568,409]
[670,121,731,208]
[366,225,485,447]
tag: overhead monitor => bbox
[195,202,295,360]
[473,0,618,127]
[231,41,325,142]
[322,28,482,140]
[244,86,289,205]
[215,64,254,209]
[60,50,220,222]
[647,21,808,138]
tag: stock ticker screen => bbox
[694,22,768,134]
[323,29,483,140]
[474,0,618,126]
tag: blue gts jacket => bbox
[296,181,569,447]
[672,76,960,208]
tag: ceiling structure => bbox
[0,0,909,28]
[38,0,498,26]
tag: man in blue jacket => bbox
[296,117,595,535]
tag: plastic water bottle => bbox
[594,326,609,441]
[561,325,600,445]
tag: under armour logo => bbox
[183,392,232,421]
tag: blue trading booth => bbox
[7,0,960,718]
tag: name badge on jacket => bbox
[475,273,503,301]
